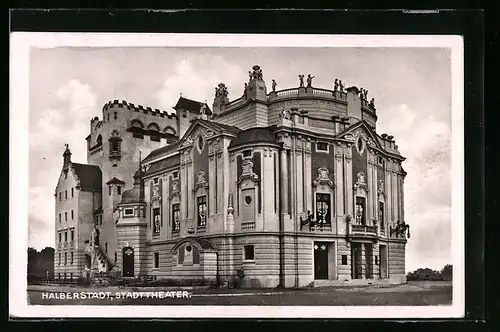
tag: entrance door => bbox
[364,243,373,279]
[351,243,362,279]
[122,247,134,277]
[379,245,388,279]
[314,242,329,280]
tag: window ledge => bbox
[243,260,255,264]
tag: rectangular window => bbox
[65,190,68,199]
[124,208,134,217]
[58,232,62,243]
[64,231,68,242]
[114,112,117,120]
[316,142,328,152]
[154,177,159,184]
[375,255,379,265]
[71,252,74,265]
[109,186,112,195]
[244,245,255,261]
[58,253,61,265]
[64,252,67,265]
[242,150,252,158]
[71,210,74,220]
[152,208,161,235]
[355,197,366,225]
[177,247,184,265]
[117,186,121,195]
[59,193,61,201]
[59,214,61,223]
[100,215,103,225]
[65,172,67,179]
[197,196,207,227]
[172,204,180,232]
[316,193,331,224]
[378,156,385,167]
[70,272,73,279]
[173,171,179,179]
[341,255,348,265]
[71,229,74,241]
[154,252,159,269]
[65,212,67,221]
[71,188,74,198]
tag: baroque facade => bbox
[54,65,410,287]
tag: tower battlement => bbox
[102,100,178,119]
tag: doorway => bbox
[351,243,362,279]
[122,247,134,277]
[314,242,329,280]
[364,243,373,279]
[379,245,388,279]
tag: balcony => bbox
[69,241,75,250]
[57,243,62,250]
[348,224,378,239]
[301,223,332,233]
[241,221,256,231]
[63,242,69,250]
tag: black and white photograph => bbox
[10,33,464,318]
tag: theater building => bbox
[54,65,410,287]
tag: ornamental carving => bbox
[169,179,180,200]
[354,171,368,195]
[249,65,263,81]
[193,170,208,192]
[151,184,161,203]
[313,166,335,188]
[237,159,259,184]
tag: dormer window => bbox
[242,149,252,158]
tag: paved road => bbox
[27,282,452,306]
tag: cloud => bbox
[154,55,246,112]
[28,79,97,249]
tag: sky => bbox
[28,46,452,272]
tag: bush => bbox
[230,276,242,289]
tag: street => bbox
[27,281,452,306]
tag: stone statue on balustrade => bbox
[298,74,305,87]
[334,78,339,91]
[243,83,248,98]
[359,87,364,99]
[307,74,315,87]
[279,108,291,120]
[215,83,228,99]
[369,98,375,108]
[363,89,368,100]
[339,80,345,92]
[271,79,277,92]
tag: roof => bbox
[173,97,212,115]
[106,177,125,185]
[228,126,278,149]
[120,187,144,204]
[142,141,182,163]
[71,163,102,192]
[204,120,241,136]
[145,154,180,176]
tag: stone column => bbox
[367,152,373,224]
[335,144,344,216]
[345,145,353,217]
[304,140,313,213]
[280,149,288,215]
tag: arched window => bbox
[131,119,144,128]
[147,123,160,132]
[164,126,177,135]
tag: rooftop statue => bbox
[369,97,375,108]
[250,65,263,81]
[363,89,368,100]
[307,74,315,87]
[339,80,345,92]
[359,87,364,99]
[298,74,305,87]
[215,83,228,99]
[271,79,277,92]
[334,78,339,91]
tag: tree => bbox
[440,264,453,281]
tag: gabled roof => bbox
[173,97,212,115]
[335,120,383,150]
[71,163,102,192]
[182,118,241,140]
[228,126,278,149]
